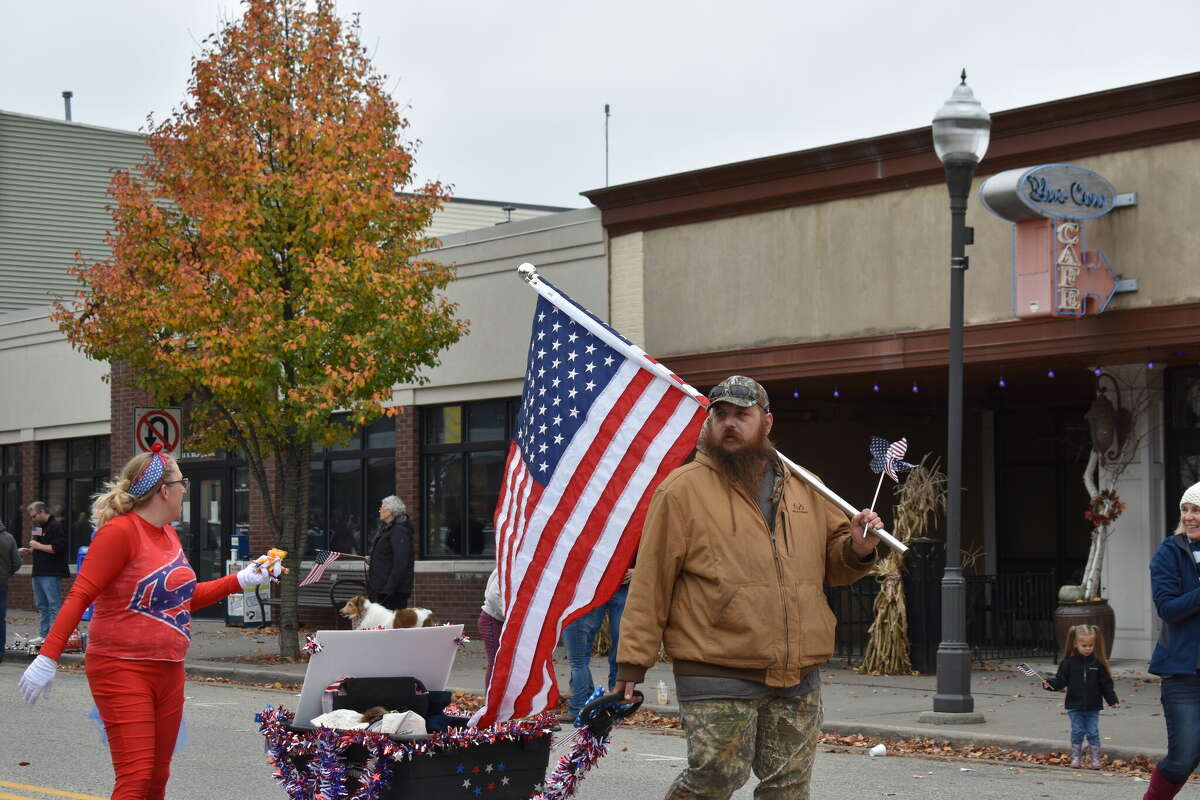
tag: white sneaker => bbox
[27,636,44,646]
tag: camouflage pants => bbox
[665,687,822,800]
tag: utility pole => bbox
[604,103,611,187]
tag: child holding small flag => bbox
[1042,623,1119,768]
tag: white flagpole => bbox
[517,263,908,556]
[869,471,887,512]
[778,454,908,554]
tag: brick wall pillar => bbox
[110,361,150,471]
[395,407,419,557]
[248,457,277,555]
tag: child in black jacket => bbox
[1043,623,1120,768]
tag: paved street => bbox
[0,660,1156,800]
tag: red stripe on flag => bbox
[509,381,686,715]
[483,370,652,719]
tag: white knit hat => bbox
[1181,482,1200,510]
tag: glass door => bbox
[177,467,228,618]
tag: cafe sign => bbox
[981,164,1116,222]
[979,163,1136,319]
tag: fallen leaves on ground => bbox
[231,653,309,664]
[189,674,303,691]
[443,692,684,730]
[818,732,1178,777]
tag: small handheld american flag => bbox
[1015,662,1045,682]
[298,550,341,587]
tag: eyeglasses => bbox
[163,478,190,491]
[708,383,768,410]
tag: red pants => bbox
[85,654,185,800]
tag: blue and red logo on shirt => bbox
[127,549,196,639]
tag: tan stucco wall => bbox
[0,309,110,443]
[636,139,1200,358]
[395,208,606,406]
[609,232,644,347]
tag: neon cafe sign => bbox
[979,164,1137,318]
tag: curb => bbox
[49,656,1169,766]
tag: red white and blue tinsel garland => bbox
[531,728,610,800]
[257,706,582,800]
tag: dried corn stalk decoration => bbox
[859,455,946,675]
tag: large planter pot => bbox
[1054,599,1116,658]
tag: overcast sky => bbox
[5,1,1199,207]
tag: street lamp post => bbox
[927,70,990,722]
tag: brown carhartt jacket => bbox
[616,452,877,687]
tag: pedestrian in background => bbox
[367,495,414,609]
[0,520,20,661]
[479,568,504,690]
[20,500,69,639]
[1142,481,1200,800]
[559,556,634,723]
[16,444,280,799]
[1041,623,1118,768]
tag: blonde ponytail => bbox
[90,478,137,528]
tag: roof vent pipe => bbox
[62,90,73,121]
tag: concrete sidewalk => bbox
[5,609,1169,764]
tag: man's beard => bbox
[702,417,775,493]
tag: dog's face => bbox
[339,595,369,620]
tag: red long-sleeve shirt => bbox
[41,513,239,661]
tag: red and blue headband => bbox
[130,442,171,500]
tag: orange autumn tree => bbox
[53,0,465,657]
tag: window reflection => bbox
[421,400,516,559]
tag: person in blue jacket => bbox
[1143,481,1200,800]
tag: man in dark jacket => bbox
[368,495,414,609]
[21,501,69,638]
[0,520,21,662]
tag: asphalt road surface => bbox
[0,662,1151,799]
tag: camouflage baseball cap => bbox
[707,375,769,411]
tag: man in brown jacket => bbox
[615,375,881,799]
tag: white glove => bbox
[19,654,57,705]
[237,557,283,589]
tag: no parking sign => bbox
[134,407,183,458]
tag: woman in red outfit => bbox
[18,444,280,799]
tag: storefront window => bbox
[425,406,463,445]
[1167,366,1200,527]
[1,445,20,538]
[421,400,518,559]
[38,436,110,562]
[307,416,395,557]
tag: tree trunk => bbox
[275,441,311,660]
[1083,526,1110,599]
[1079,449,1103,599]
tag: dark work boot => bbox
[1142,767,1187,800]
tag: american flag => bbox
[1015,662,1044,681]
[469,276,707,728]
[298,550,340,588]
[869,436,915,482]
